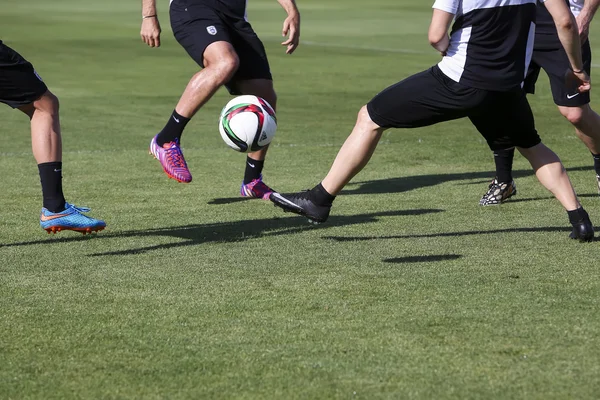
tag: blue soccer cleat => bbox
[40,202,106,235]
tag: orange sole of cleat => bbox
[45,226,105,235]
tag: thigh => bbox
[536,45,591,107]
[226,19,272,91]
[469,90,541,150]
[0,42,48,108]
[366,66,484,129]
[170,3,232,68]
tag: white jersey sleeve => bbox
[432,0,460,14]
[570,0,584,16]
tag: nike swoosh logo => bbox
[40,212,70,222]
[270,193,302,210]
[173,116,180,123]
[567,93,580,99]
[247,162,255,168]
[54,169,61,172]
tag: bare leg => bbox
[19,90,62,163]
[517,143,580,210]
[558,104,600,154]
[321,105,386,195]
[174,41,240,118]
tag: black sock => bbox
[156,110,190,146]
[592,153,600,176]
[568,207,590,224]
[310,183,336,206]
[494,148,515,183]
[243,156,264,184]
[38,162,66,213]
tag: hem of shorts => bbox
[552,97,590,107]
[366,102,393,129]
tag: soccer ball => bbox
[218,95,277,152]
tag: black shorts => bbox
[170,0,272,95]
[367,66,541,151]
[0,41,48,108]
[524,40,592,107]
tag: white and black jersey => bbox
[433,0,544,91]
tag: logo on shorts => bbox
[33,70,43,82]
[566,93,580,100]
[206,26,217,35]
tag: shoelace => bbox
[65,203,91,213]
[295,190,312,201]
[165,144,187,168]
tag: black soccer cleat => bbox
[569,219,595,242]
[479,178,517,206]
[569,208,595,242]
[270,191,331,223]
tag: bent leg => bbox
[176,41,239,118]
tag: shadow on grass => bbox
[209,166,594,204]
[323,225,600,242]
[384,254,462,263]
[0,208,444,255]
[344,166,594,196]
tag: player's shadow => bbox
[344,166,594,196]
[384,254,462,263]
[324,225,598,242]
[209,166,594,204]
[0,208,444,256]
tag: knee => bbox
[357,105,378,130]
[211,54,240,85]
[35,91,60,115]
[561,106,586,126]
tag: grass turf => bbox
[1,0,599,398]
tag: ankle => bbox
[310,183,336,206]
[568,207,589,224]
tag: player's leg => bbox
[234,78,277,199]
[557,103,600,193]
[471,91,593,241]
[270,66,480,222]
[225,19,277,199]
[150,3,239,183]
[544,41,600,193]
[0,42,104,233]
[479,60,542,206]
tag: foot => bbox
[149,135,192,183]
[479,178,517,206]
[40,202,106,234]
[270,191,331,223]
[240,175,274,200]
[569,209,595,242]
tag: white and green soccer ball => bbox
[218,95,277,152]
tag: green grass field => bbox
[1,0,599,398]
